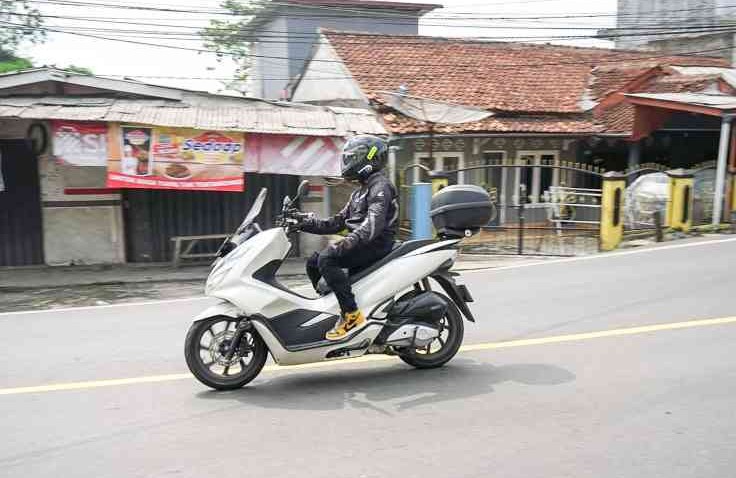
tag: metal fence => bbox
[463,226,600,256]
[398,163,608,256]
[462,185,602,256]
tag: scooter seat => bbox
[315,239,436,295]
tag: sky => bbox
[17,0,618,93]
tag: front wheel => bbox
[185,316,268,390]
[398,297,464,369]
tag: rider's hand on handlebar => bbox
[281,208,313,231]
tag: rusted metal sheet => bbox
[123,173,299,262]
[0,96,386,136]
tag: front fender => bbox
[193,300,243,322]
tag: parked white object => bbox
[625,172,669,228]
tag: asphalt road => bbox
[1,237,736,478]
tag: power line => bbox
[28,11,736,33]
[12,13,736,45]
[5,20,735,71]
[13,15,736,35]
[25,0,736,22]
[29,22,736,45]
[11,11,692,33]
[10,11,623,29]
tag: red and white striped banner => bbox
[245,134,344,176]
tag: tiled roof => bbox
[382,110,601,134]
[324,31,728,113]
[321,31,729,134]
[643,74,720,94]
[325,32,615,114]
[595,68,730,133]
[595,102,635,134]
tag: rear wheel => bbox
[185,316,268,391]
[398,298,464,369]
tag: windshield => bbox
[236,188,267,233]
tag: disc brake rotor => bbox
[208,330,242,367]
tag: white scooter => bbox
[185,180,490,390]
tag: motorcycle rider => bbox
[300,135,399,341]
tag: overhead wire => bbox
[21,24,736,45]
[5,20,736,71]
[8,14,736,46]
[24,0,736,22]
[18,11,736,33]
[12,0,736,88]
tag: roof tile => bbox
[323,31,729,134]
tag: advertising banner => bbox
[52,121,108,166]
[245,134,343,177]
[107,126,245,191]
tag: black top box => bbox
[430,185,493,237]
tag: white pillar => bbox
[713,117,732,226]
[388,145,398,186]
[323,181,331,218]
[628,141,641,171]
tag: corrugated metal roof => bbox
[0,96,386,136]
[625,92,736,111]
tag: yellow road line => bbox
[2,315,735,397]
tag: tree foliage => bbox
[0,56,33,74]
[63,65,94,75]
[201,0,268,94]
[0,0,46,54]
[0,0,45,73]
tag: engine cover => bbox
[387,291,449,324]
[385,324,439,347]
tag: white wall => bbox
[291,38,369,106]
[39,154,126,265]
[253,17,291,99]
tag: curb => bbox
[0,274,310,292]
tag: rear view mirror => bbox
[295,180,309,200]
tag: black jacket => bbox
[301,172,399,253]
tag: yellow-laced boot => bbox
[325,310,366,341]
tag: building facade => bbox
[247,0,439,99]
[292,31,731,225]
[609,0,736,64]
[0,68,384,267]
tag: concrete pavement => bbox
[1,237,736,477]
[0,255,548,291]
[0,254,549,312]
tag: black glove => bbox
[283,209,312,231]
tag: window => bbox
[412,152,465,184]
[540,153,556,196]
[467,152,504,193]
[514,151,560,204]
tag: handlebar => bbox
[279,207,312,233]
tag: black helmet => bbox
[340,135,388,181]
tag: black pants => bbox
[306,242,393,314]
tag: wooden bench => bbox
[170,234,229,267]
